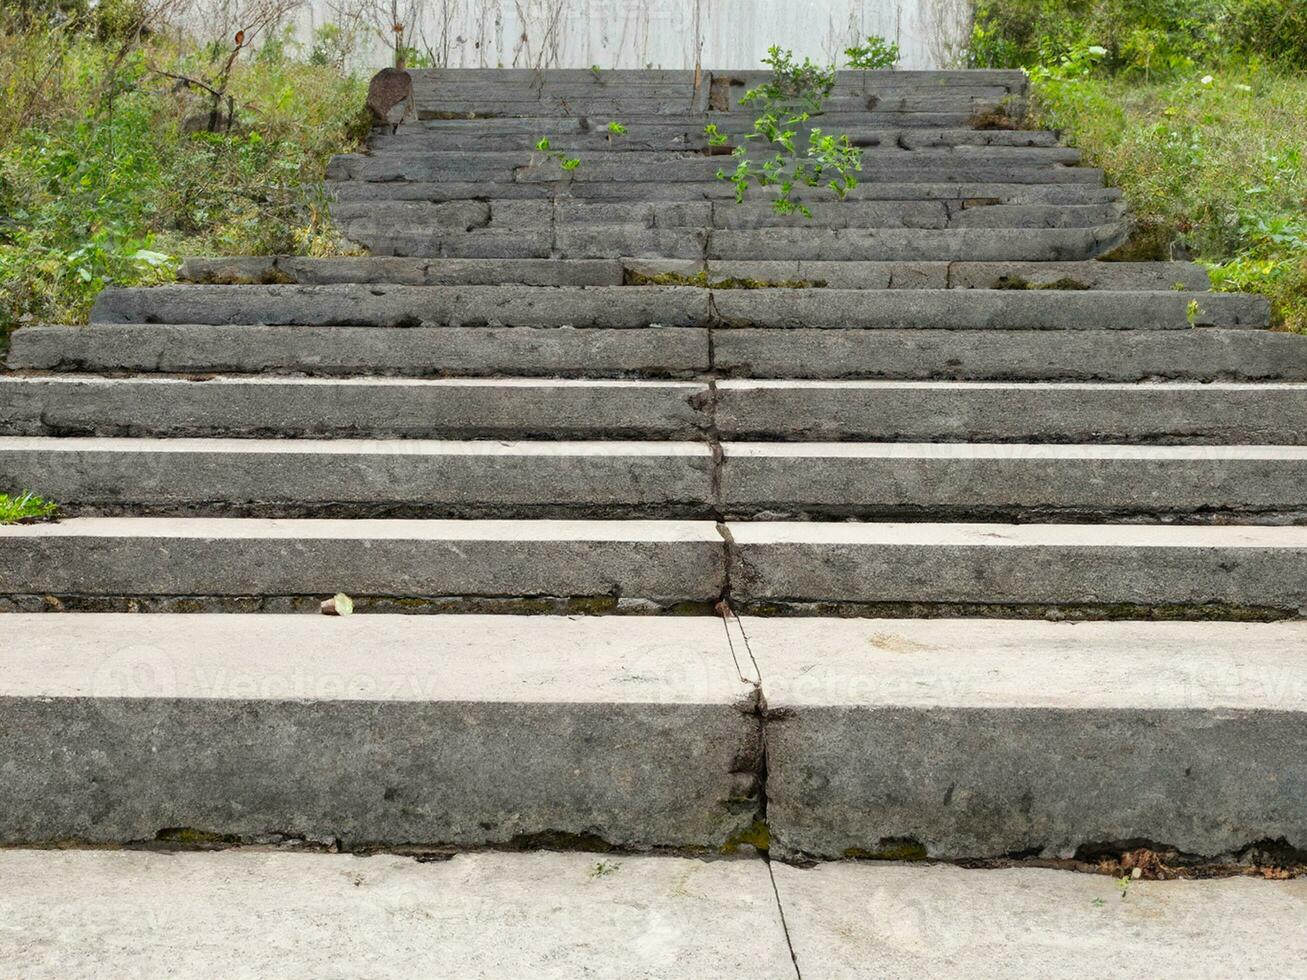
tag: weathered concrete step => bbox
[714,380,1306,443]
[748,617,1307,861]
[377,125,1064,150]
[344,224,1125,262]
[0,518,724,611]
[406,67,1028,88]
[5,325,713,378]
[177,256,1209,292]
[717,328,1307,381]
[331,199,1123,232]
[328,178,1122,205]
[728,522,1307,617]
[721,443,1307,522]
[0,614,759,848]
[331,152,1099,185]
[6,853,1303,978]
[0,377,710,439]
[86,285,1263,330]
[410,99,1016,120]
[0,437,715,518]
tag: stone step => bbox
[88,286,1259,330]
[0,377,710,439]
[714,380,1305,443]
[405,67,1028,88]
[8,438,1303,523]
[727,522,1307,617]
[4,849,1303,976]
[327,178,1122,204]
[717,328,1307,381]
[330,199,1124,232]
[746,617,1307,861]
[5,325,713,378]
[329,152,1099,185]
[721,443,1307,523]
[0,614,759,848]
[12,323,1305,382]
[5,377,1299,444]
[0,517,724,612]
[376,125,1065,150]
[177,256,1210,292]
[344,225,1125,262]
[0,437,716,518]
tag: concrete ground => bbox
[1,849,1303,978]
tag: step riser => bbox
[5,326,713,378]
[730,539,1307,617]
[373,129,1065,150]
[10,380,1298,444]
[8,448,1304,523]
[177,257,1210,292]
[87,286,1261,330]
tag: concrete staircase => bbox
[3,68,1307,866]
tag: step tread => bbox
[728,521,1307,546]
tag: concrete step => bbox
[0,614,759,848]
[721,443,1307,523]
[329,198,1122,232]
[713,380,1307,443]
[177,256,1211,292]
[5,851,1304,978]
[10,438,1302,523]
[746,617,1307,861]
[0,377,710,439]
[0,437,715,518]
[0,517,724,612]
[728,522,1307,617]
[4,376,1299,445]
[717,328,1307,381]
[330,152,1099,185]
[86,286,1265,330]
[327,179,1123,205]
[4,324,713,378]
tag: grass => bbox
[1029,69,1307,332]
[0,18,370,350]
[0,492,59,524]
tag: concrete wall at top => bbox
[297,0,972,71]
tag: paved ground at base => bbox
[1,849,1303,978]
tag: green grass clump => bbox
[0,14,370,349]
[1030,71,1307,332]
[0,492,59,524]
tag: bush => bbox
[0,15,368,346]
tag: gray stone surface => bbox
[728,522,1307,614]
[89,284,711,327]
[709,226,1124,262]
[713,328,1307,381]
[180,256,627,286]
[6,325,711,377]
[713,380,1307,443]
[720,443,1307,522]
[0,437,715,518]
[0,376,710,439]
[746,617,1307,860]
[950,260,1211,290]
[711,288,1266,329]
[0,849,795,978]
[773,862,1307,978]
[0,615,758,847]
[0,518,725,605]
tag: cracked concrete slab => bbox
[0,849,795,978]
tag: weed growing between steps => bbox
[0,7,370,345]
[0,492,59,525]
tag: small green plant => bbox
[605,121,627,135]
[589,860,620,878]
[533,136,580,172]
[1116,874,1132,901]
[845,35,901,69]
[1186,298,1201,325]
[0,492,59,524]
[711,46,861,217]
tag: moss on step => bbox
[623,270,826,289]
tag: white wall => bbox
[292,0,971,71]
